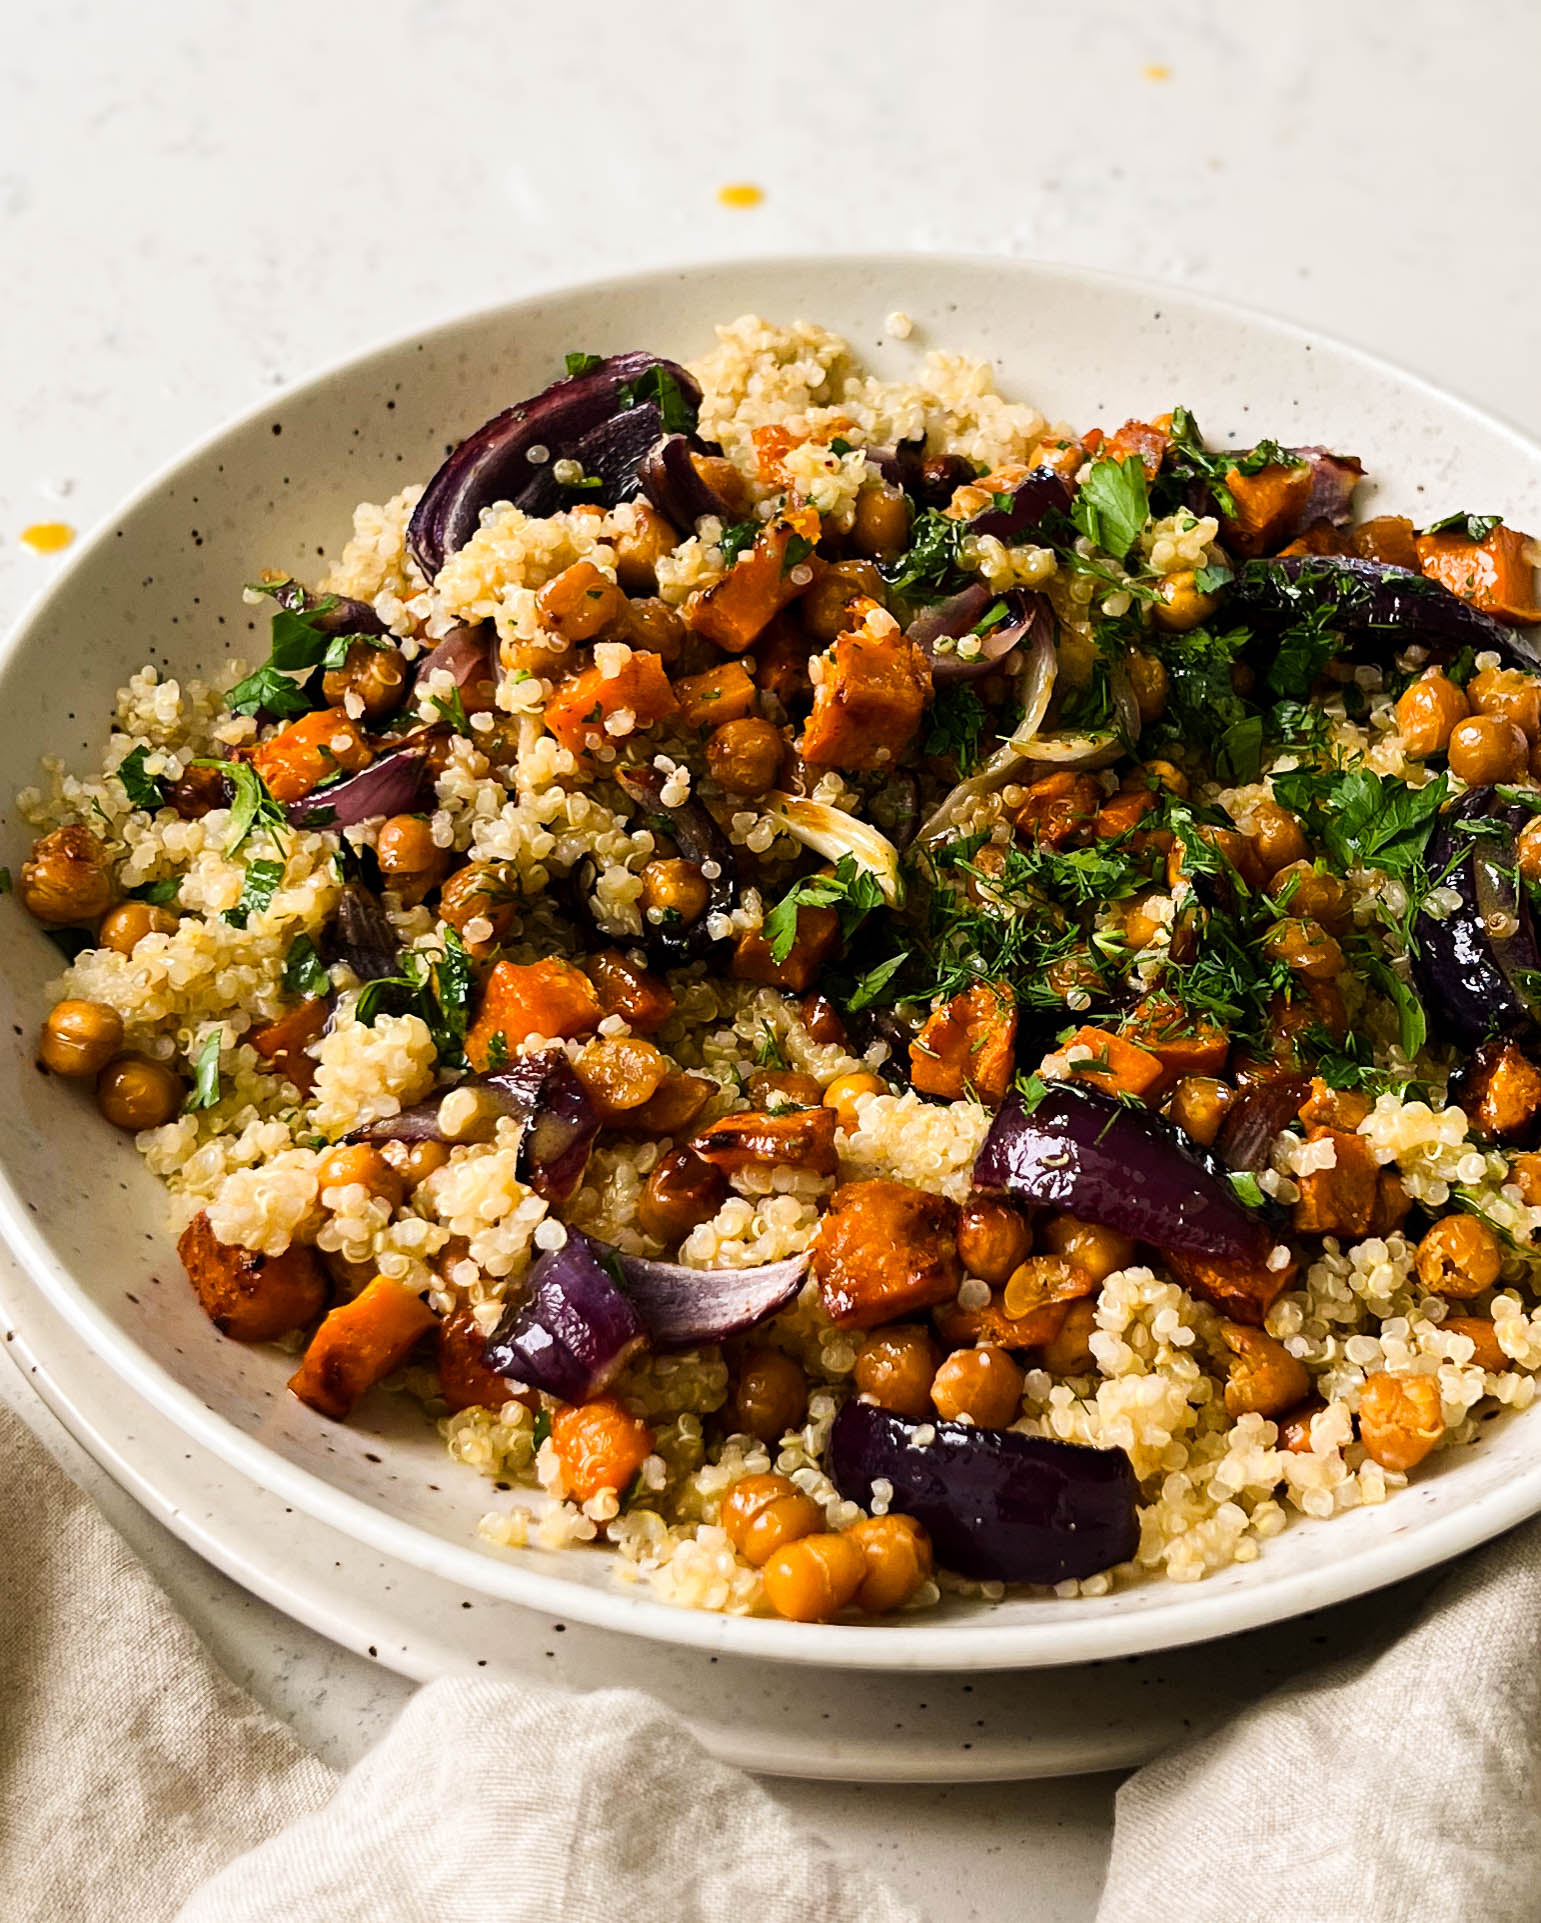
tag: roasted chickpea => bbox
[762,1530,868,1621]
[705,716,783,796]
[439,861,517,957]
[930,1344,1025,1427]
[1448,714,1528,786]
[1276,1397,1325,1455]
[853,1325,941,1420]
[167,763,228,821]
[1217,1320,1310,1419]
[1415,1214,1502,1299]
[1518,818,1541,887]
[315,1143,406,1210]
[1469,666,1541,743]
[1512,1152,1541,1206]
[1357,1371,1444,1473]
[847,1513,933,1613]
[377,814,453,905]
[1039,1214,1134,1286]
[720,1472,821,1567]
[18,824,115,926]
[1249,799,1310,877]
[849,482,911,560]
[1394,669,1469,759]
[612,502,680,594]
[822,1070,886,1132]
[39,999,124,1078]
[1045,950,1103,1003]
[1167,1075,1233,1148]
[1150,569,1219,634]
[1267,861,1351,935]
[535,560,625,641]
[747,1068,824,1111]
[637,1147,728,1244]
[800,992,845,1045]
[379,1138,453,1188]
[799,560,886,643]
[1122,889,1172,954]
[1443,1316,1507,1373]
[639,858,710,926]
[574,1036,669,1122]
[1127,650,1169,724]
[1039,1296,1100,1375]
[98,900,178,955]
[1262,917,1344,980]
[622,596,688,664]
[956,1197,1032,1286]
[1124,758,1189,801]
[320,638,409,721]
[733,1347,808,1444]
[96,1053,184,1130]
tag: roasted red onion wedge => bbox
[638,433,741,527]
[968,466,1074,542]
[974,1084,1269,1265]
[907,588,1053,685]
[285,743,431,828]
[484,1236,648,1404]
[610,1246,808,1350]
[827,1399,1140,1585]
[1411,786,1541,1048]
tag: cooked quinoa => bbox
[16,312,1541,1621]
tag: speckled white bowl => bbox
[4,256,1541,1670]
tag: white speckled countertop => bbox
[3,2,1540,1913]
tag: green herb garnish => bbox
[1070,455,1149,561]
[116,745,168,812]
[186,1031,223,1110]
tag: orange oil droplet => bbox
[717,182,764,209]
[20,522,75,554]
[1142,63,1171,81]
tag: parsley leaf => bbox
[616,364,697,434]
[764,856,884,963]
[227,594,373,719]
[923,684,990,776]
[483,1029,510,1071]
[281,933,332,998]
[1070,455,1149,560]
[1193,560,1234,595]
[1271,766,1449,883]
[883,509,969,602]
[846,950,909,1012]
[531,1408,552,1450]
[780,531,816,578]
[186,1031,223,1111]
[355,930,475,1067]
[224,858,284,929]
[129,877,181,904]
[564,351,603,377]
[116,745,168,812]
[1424,511,1501,543]
[1017,1070,1049,1114]
[193,759,287,856]
[716,520,759,566]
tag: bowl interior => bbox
[4,255,1541,1669]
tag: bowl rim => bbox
[4,249,1539,1670]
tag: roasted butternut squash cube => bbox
[178,1211,327,1342]
[687,506,822,653]
[1220,461,1315,558]
[544,649,678,759]
[1164,1244,1297,1327]
[812,1179,961,1330]
[249,707,373,803]
[466,958,603,1070]
[1416,524,1541,625]
[799,628,931,771]
[909,983,1016,1106]
[1291,1127,1380,1238]
[1056,1026,1166,1102]
[288,1275,438,1421]
[730,904,840,994]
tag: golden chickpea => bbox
[377,815,453,905]
[535,560,625,641]
[1518,818,1541,886]
[98,900,179,956]
[1469,666,1541,744]
[1268,861,1351,935]
[733,1348,808,1444]
[316,1143,406,1210]
[956,1197,1033,1286]
[847,1513,934,1613]
[721,1472,822,1567]
[18,824,115,926]
[1442,1316,1506,1373]
[1357,1371,1444,1473]
[612,502,680,594]
[705,717,783,796]
[320,638,409,721]
[1217,1320,1310,1419]
[379,1137,453,1188]
[439,861,517,957]
[1039,1296,1100,1375]
[96,1053,184,1130]
[574,1036,669,1122]
[39,999,124,1078]
[1167,1075,1233,1148]
[637,1147,728,1244]
[1249,799,1310,877]
[1262,917,1344,980]
[1124,758,1189,801]
[1039,1214,1134,1285]
[1122,889,1171,953]
[1127,650,1169,724]
[822,1070,886,1132]
[1150,569,1219,634]
[761,1530,868,1621]
[747,1069,824,1111]
[800,993,846,1046]
[1394,669,1469,759]
[930,1344,1025,1428]
[1448,714,1528,786]
[622,596,688,664]
[1276,1397,1325,1454]
[854,1325,942,1420]
[639,858,710,926]
[1415,1214,1502,1299]
[1512,1152,1541,1206]
[849,482,911,561]
[800,560,886,643]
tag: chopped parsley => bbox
[483,1029,510,1071]
[224,858,284,929]
[227,591,365,720]
[281,933,332,999]
[1070,455,1149,561]
[430,686,472,735]
[129,877,181,904]
[531,1408,552,1450]
[716,520,759,566]
[563,351,604,377]
[883,509,969,603]
[780,531,816,577]
[355,929,476,1066]
[764,856,885,964]
[192,759,288,855]
[616,363,697,435]
[116,745,168,812]
[1161,408,1303,519]
[846,950,910,1013]
[1424,511,1501,543]
[923,684,991,776]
